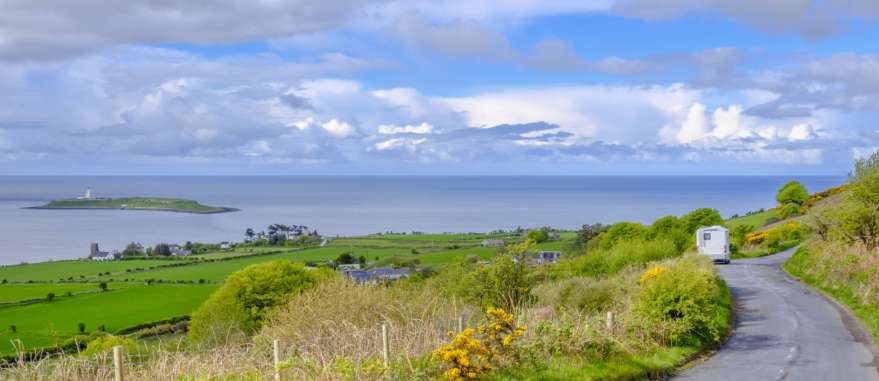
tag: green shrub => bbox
[634,256,730,346]
[189,260,331,346]
[599,222,647,250]
[80,334,137,357]
[680,208,724,234]
[534,277,621,312]
[551,238,679,278]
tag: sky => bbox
[0,1,878,175]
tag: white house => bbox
[696,226,730,264]
[169,245,193,256]
[89,243,115,261]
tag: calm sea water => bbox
[0,176,844,265]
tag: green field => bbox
[726,209,777,228]
[0,284,216,353]
[0,259,195,282]
[0,283,121,303]
[0,232,573,355]
[35,197,233,214]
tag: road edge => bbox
[782,256,879,373]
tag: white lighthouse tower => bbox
[77,187,94,200]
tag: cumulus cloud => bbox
[377,123,434,134]
[321,119,357,138]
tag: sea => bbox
[0,176,844,265]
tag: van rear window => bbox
[703,233,711,241]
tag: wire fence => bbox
[2,313,488,381]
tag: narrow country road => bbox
[675,247,879,381]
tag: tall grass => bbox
[3,254,729,380]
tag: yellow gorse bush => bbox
[432,308,527,380]
[639,266,667,284]
[745,231,768,245]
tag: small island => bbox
[28,188,237,214]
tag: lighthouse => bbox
[77,187,94,200]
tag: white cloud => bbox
[373,137,427,151]
[321,119,356,138]
[377,122,434,134]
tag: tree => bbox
[153,243,171,256]
[245,228,255,241]
[358,255,366,266]
[99,282,108,292]
[78,322,86,334]
[9,325,15,333]
[681,208,724,234]
[776,181,809,218]
[836,172,879,250]
[852,149,879,181]
[527,228,550,243]
[599,222,647,250]
[335,252,355,265]
[121,242,144,257]
[46,292,55,301]
[189,261,330,345]
[571,223,608,252]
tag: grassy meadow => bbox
[0,284,217,353]
[0,231,550,356]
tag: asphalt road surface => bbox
[675,247,879,381]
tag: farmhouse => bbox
[89,243,115,261]
[169,245,192,256]
[531,251,562,265]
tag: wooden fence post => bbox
[113,345,124,381]
[273,339,281,381]
[457,315,464,332]
[606,311,614,332]
[381,324,390,368]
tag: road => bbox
[675,247,879,381]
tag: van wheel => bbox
[724,259,731,265]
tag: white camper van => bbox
[696,225,730,264]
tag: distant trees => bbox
[153,243,172,256]
[99,282,108,292]
[571,223,608,252]
[121,242,144,257]
[527,228,550,243]
[777,181,809,218]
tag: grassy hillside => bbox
[37,197,233,214]
[0,231,564,356]
[726,209,776,228]
[0,284,216,353]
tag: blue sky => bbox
[1,0,878,175]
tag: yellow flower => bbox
[639,266,667,284]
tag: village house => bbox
[531,251,562,265]
[89,243,115,261]
[169,245,192,256]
